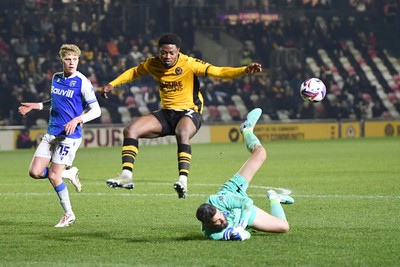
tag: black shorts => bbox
[152,109,202,137]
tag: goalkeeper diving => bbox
[195,108,294,241]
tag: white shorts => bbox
[34,133,82,166]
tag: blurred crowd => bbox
[0,0,399,126]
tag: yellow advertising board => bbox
[13,129,46,149]
[340,122,361,138]
[211,122,338,143]
[364,121,400,137]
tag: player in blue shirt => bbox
[196,108,294,240]
[18,44,101,227]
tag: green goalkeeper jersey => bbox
[200,173,255,240]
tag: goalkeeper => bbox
[196,108,294,241]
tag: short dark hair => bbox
[196,203,217,223]
[158,33,181,48]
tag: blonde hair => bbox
[59,44,81,59]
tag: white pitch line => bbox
[0,192,399,199]
[0,182,398,199]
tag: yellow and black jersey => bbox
[109,53,248,113]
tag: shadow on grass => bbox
[0,219,50,228]
[39,231,206,243]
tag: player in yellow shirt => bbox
[101,33,262,198]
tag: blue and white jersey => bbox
[48,71,98,139]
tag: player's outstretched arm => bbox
[206,62,262,79]
[245,62,262,74]
[18,102,40,115]
[237,145,266,183]
[19,99,51,115]
[100,84,113,99]
[101,65,144,99]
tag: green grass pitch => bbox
[0,137,399,266]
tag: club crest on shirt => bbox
[69,81,77,87]
[175,67,182,75]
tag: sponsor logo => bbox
[175,67,182,75]
[158,81,183,92]
[51,86,74,98]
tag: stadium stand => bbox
[0,0,399,127]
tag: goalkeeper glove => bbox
[231,229,250,241]
[223,227,235,240]
[230,220,248,234]
[223,227,250,241]
[237,220,248,229]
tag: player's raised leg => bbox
[240,108,262,152]
[237,108,264,183]
[63,166,82,193]
[247,190,294,233]
[267,189,294,205]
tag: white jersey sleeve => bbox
[79,73,101,123]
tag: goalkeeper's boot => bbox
[267,190,294,204]
[63,166,82,193]
[106,174,134,190]
[173,179,187,199]
[55,213,76,228]
[240,108,262,133]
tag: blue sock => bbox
[269,199,287,221]
[38,167,48,179]
[54,181,67,192]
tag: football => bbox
[299,78,326,102]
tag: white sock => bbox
[179,175,187,188]
[268,194,280,201]
[122,169,133,178]
[57,187,73,214]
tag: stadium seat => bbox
[100,107,112,124]
[125,96,137,110]
[388,93,399,104]
[390,83,398,92]
[202,106,210,121]
[217,105,232,122]
[235,104,248,118]
[250,94,259,105]
[382,111,392,119]
[307,58,320,76]
[326,93,337,103]
[227,105,241,120]
[36,118,48,128]
[118,106,131,124]
[277,110,290,120]
[231,94,244,106]
[261,114,271,122]
[207,105,220,121]
[394,74,400,83]
[138,105,150,115]
[362,93,372,103]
